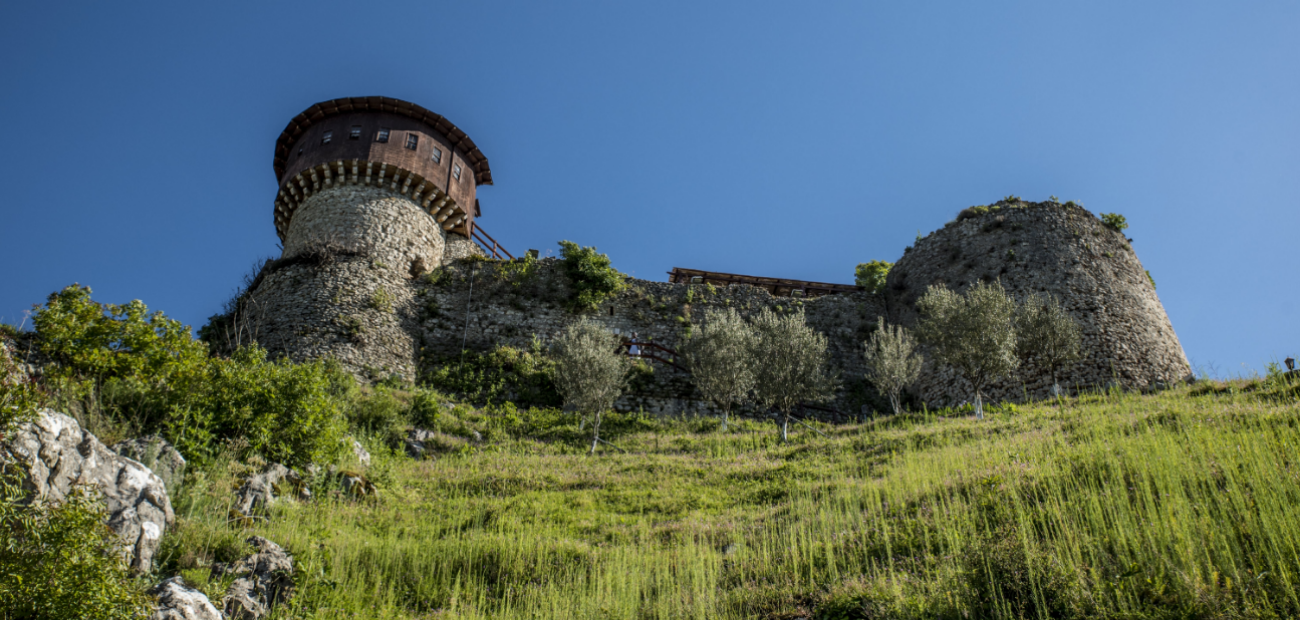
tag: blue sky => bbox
[1,2,1296,376]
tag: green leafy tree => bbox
[0,469,150,618]
[550,319,628,454]
[750,308,837,443]
[854,260,893,294]
[558,241,628,311]
[916,282,1019,419]
[680,308,756,431]
[1016,293,1082,399]
[862,319,924,415]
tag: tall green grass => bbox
[162,382,1300,619]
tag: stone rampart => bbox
[414,259,888,419]
[885,201,1192,405]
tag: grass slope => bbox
[163,382,1300,619]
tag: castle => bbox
[222,96,1193,416]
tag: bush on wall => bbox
[558,240,627,311]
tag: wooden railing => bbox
[470,222,514,260]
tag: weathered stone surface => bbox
[234,463,308,515]
[212,536,295,620]
[0,410,174,572]
[112,436,186,493]
[241,194,1192,415]
[405,428,469,459]
[340,472,376,497]
[349,438,371,467]
[884,201,1193,405]
[149,576,223,620]
[282,185,446,276]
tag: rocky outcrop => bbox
[1,410,174,572]
[212,536,295,620]
[149,576,223,620]
[112,435,186,493]
[234,463,309,515]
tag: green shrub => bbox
[346,386,409,446]
[957,205,990,221]
[0,468,150,618]
[1,337,42,434]
[853,260,892,294]
[172,345,349,467]
[423,343,561,408]
[1145,269,1156,290]
[558,240,627,311]
[1100,212,1128,231]
[367,288,394,313]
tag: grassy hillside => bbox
[161,380,1300,620]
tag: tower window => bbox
[452,164,462,181]
[376,128,390,143]
[431,147,442,163]
[349,126,361,140]
[321,130,333,144]
[405,134,419,150]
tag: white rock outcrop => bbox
[1,410,174,572]
[149,576,223,620]
[212,536,296,620]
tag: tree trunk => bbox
[974,391,984,420]
[1051,371,1062,403]
[589,411,602,455]
[780,412,790,443]
[889,391,902,416]
[720,404,729,432]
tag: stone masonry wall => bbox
[243,257,423,382]
[885,201,1192,405]
[414,259,888,420]
[282,185,446,275]
[242,197,1192,418]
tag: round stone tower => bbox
[231,97,494,381]
[886,200,1192,405]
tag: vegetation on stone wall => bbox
[853,260,892,294]
[1101,212,1129,231]
[558,240,627,311]
[422,341,562,409]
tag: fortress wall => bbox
[442,234,486,262]
[416,259,887,419]
[885,201,1192,405]
[282,185,446,275]
[242,257,423,382]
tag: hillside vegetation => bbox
[165,381,1300,619]
[5,286,1300,619]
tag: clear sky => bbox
[1,2,1296,377]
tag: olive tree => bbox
[916,281,1019,419]
[750,308,837,443]
[550,318,628,454]
[1016,292,1082,399]
[862,318,924,416]
[680,308,756,431]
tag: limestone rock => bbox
[112,435,186,493]
[1,410,174,572]
[234,463,309,515]
[405,428,469,459]
[149,576,222,620]
[340,472,376,497]
[349,438,371,467]
[212,536,295,620]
